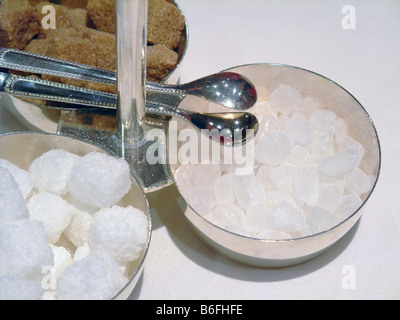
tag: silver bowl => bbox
[0,132,152,299]
[171,63,381,268]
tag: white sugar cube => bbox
[306,207,339,234]
[318,181,344,213]
[294,97,317,119]
[0,220,54,279]
[187,186,217,215]
[269,84,303,114]
[89,206,148,263]
[335,194,363,220]
[268,201,305,233]
[0,167,29,223]
[255,132,292,167]
[0,275,43,300]
[0,158,34,200]
[63,208,93,248]
[50,245,73,280]
[318,149,359,178]
[73,242,91,262]
[207,203,245,230]
[233,174,266,210]
[56,250,128,300]
[293,167,319,207]
[29,149,80,196]
[285,113,314,146]
[345,168,372,195]
[67,152,132,208]
[214,173,235,204]
[28,192,74,244]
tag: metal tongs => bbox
[0,47,259,146]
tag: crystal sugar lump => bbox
[208,203,245,230]
[284,145,313,174]
[318,181,344,213]
[264,190,299,211]
[50,245,73,281]
[269,166,292,192]
[317,149,359,178]
[0,158,34,200]
[334,118,348,144]
[89,205,148,263]
[243,203,271,233]
[309,136,335,160]
[254,132,292,167]
[294,97,317,119]
[335,194,363,220]
[214,173,235,204]
[258,114,278,137]
[191,163,221,188]
[63,208,93,248]
[306,207,339,235]
[336,136,365,168]
[269,84,303,114]
[56,250,128,300]
[0,220,53,279]
[28,192,74,244]
[174,164,192,199]
[233,174,266,210]
[345,168,372,195]
[187,185,217,215]
[285,113,314,146]
[0,167,29,223]
[29,149,80,196]
[268,201,305,233]
[310,110,337,142]
[67,152,132,208]
[0,275,43,300]
[293,167,319,207]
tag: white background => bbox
[1,0,399,300]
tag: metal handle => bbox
[0,47,116,85]
[0,72,116,109]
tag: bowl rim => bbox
[172,62,382,243]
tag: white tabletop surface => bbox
[1,0,399,300]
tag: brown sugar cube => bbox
[148,0,185,50]
[147,44,178,82]
[35,2,88,38]
[24,38,51,56]
[40,36,97,89]
[0,0,40,50]
[81,28,116,71]
[87,0,116,34]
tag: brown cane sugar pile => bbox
[0,0,186,87]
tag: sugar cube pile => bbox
[0,150,149,300]
[175,84,375,239]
